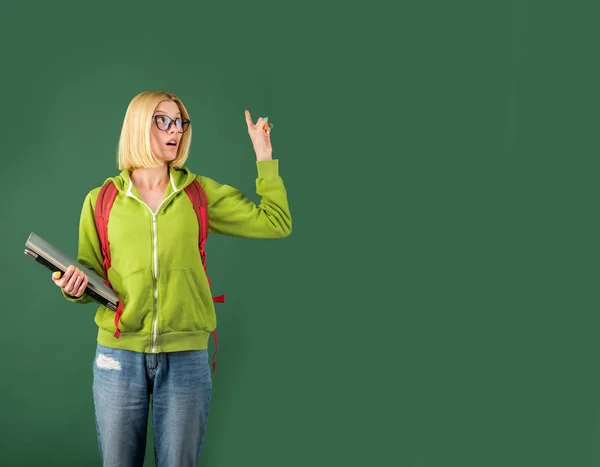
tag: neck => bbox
[130,165,170,190]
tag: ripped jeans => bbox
[92,344,212,467]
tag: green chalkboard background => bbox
[1,1,598,466]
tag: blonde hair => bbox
[118,90,192,170]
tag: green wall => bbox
[1,1,598,466]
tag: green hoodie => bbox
[63,159,291,353]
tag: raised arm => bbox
[201,160,291,238]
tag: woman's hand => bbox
[245,110,273,162]
[51,265,89,298]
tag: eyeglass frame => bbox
[152,114,191,133]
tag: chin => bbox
[161,152,178,163]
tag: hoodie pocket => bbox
[94,269,154,334]
[160,268,208,332]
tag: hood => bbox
[104,165,198,195]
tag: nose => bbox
[167,122,178,135]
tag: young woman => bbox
[51,90,291,466]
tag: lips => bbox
[166,139,177,147]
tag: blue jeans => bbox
[92,344,212,467]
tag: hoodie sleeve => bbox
[200,159,292,239]
[62,189,106,304]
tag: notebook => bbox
[24,232,119,311]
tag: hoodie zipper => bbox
[151,215,159,352]
[126,179,179,353]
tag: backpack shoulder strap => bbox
[184,178,225,373]
[184,179,209,267]
[94,181,119,277]
[94,181,124,338]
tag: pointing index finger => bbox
[245,110,255,130]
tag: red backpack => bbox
[93,179,225,372]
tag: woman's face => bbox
[150,100,185,165]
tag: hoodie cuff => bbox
[256,159,279,179]
[62,289,88,303]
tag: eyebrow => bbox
[154,110,181,116]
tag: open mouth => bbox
[166,140,177,148]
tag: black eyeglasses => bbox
[153,115,191,133]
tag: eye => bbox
[179,118,190,132]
